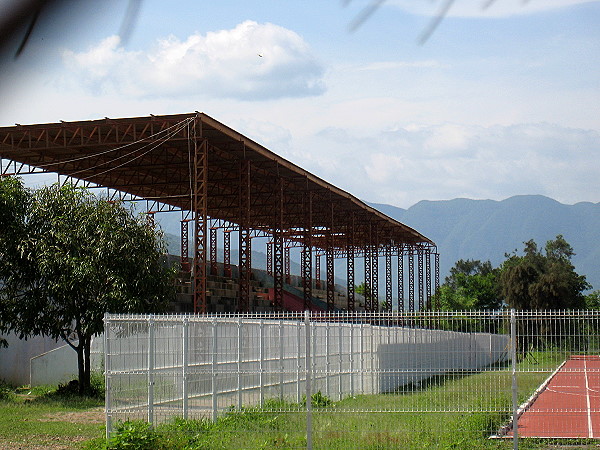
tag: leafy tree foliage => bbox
[0,178,175,393]
[437,259,502,311]
[499,235,589,310]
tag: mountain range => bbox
[159,195,599,293]
[369,195,600,291]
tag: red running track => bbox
[510,355,600,439]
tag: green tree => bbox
[499,235,589,310]
[0,179,175,393]
[437,259,502,311]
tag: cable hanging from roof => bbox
[32,116,195,171]
[69,118,193,181]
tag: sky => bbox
[1,0,599,209]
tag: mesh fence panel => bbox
[104,310,600,448]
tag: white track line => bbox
[585,360,593,438]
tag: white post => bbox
[182,319,189,420]
[279,321,284,399]
[360,323,365,393]
[350,323,355,397]
[104,314,112,439]
[237,317,243,410]
[511,309,518,450]
[148,318,155,425]
[325,321,330,397]
[305,310,313,450]
[297,321,302,403]
[338,320,343,400]
[259,319,265,407]
[212,319,218,422]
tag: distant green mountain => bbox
[369,195,600,291]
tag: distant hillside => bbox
[369,195,600,291]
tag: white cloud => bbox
[62,21,326,101]
[296,121,600,208]
[388,0,596,18]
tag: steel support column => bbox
[180,219,190,273]
[326,231,335,311]
[272,179,284,311]
[238,159,251,312]
[223,230,232,278]
[193,136,208,314]
[346,220,355,311]
[284,246,291,285]
[426,247,432,310]
[435,252,440,310]
[364,242,372,311]
[385,245,392,311]
[210,227,218,276]
[408,247,415,312]
[302,192,313,310]
[266,242,273,276]
[418,247,424,311]
[371,243,379,311]
[273,232,284,311]
[397,245,404,312]
[315,254,321,290]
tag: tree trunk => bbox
[77,334,92,395]
[76,343,86,395]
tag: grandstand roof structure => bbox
[0,112,438,313]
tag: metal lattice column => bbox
[210,227,218,276]
[284,246,291,285]
[302,192,313,310]
[346,222,355,311]
[193,136,208,314]
[273,232,284,311]
[397,245,404,312]
[315,254,322,290]
[371,243,379,311]
[223,230,232,278]
[385,245,392,311]
[238,159,251,312]
[272,179,284,311]
[418,247,424,311]
[364,242,372,311]
[180,219,190,273]
[408,247,415,312]
[326,244,335,311]
[266,242,273,276]
[435,252,440,310]
[426,247,432,310]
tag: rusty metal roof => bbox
[0,112,433,250]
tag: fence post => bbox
[325,321,330,397]
[339,320,343,400]
[350,322,355,397]
[212,318,218,422]
[260,319,265,407]
[511,309,518,450]
[305,310,313,450]
[148,318,155,425]
[104,314,112,439]
[182,318,189,420]
[297,320,302,403]
[237,317,243,410]
[279,321,284,400]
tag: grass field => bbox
[1,351,597,449]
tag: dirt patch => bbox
[0,434,90,450]
[38,407,105,424]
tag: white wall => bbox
[0,333,64,385]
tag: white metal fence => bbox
[104,310,600,448]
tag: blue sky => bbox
[1,0,599,208]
